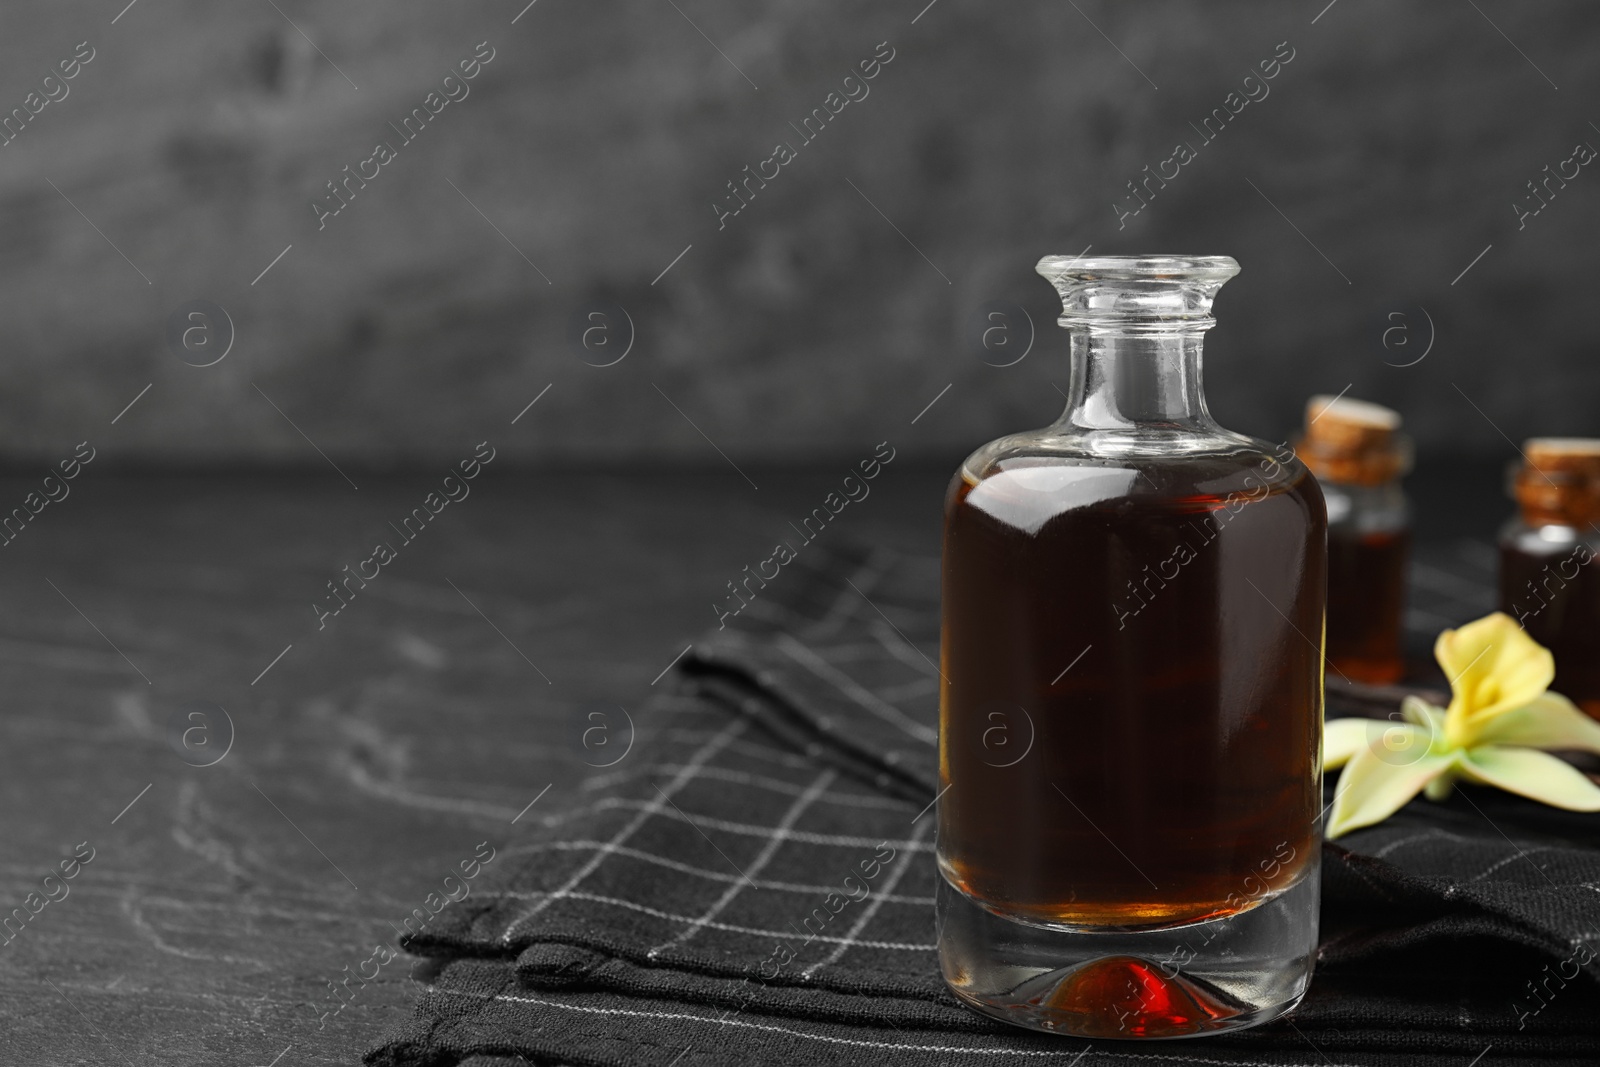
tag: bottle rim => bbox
[1036,254,1241,281]
[1036,255,1241,326]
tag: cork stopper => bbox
[1524,438,1600,476]
[1512,437,1600,526]
[1295,395,1409,486]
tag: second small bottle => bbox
[1296,395,1412,685]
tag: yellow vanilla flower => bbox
[1324,612,1600,839]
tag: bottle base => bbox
[936,862,1319,1040]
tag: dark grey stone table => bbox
[0,459,1503,1064]
[0,464,954,1066]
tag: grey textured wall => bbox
[4,0,1599,468]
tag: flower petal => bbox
[1324,718,1370,770]
[1324,718,1437,772]
[1435,613,1554,728]
[1326,744,1456,839]
[1401,696,1446,732]
[1473,692,1600,755]
[1457,746,1600,811]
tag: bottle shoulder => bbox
[950,427,1324,529]
[960,428,1316,497]
[1322,479,1410,532]
[1499,516,1600,554]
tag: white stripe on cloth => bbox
[775,633,938,746]
[436,988,1316,1064]
[651,769,839,955]
[500,718,747,944]
[875,677,941,703]
[731,565,878,635]
[496,890,934,949]
[865,619,942,678]
[733,553,895,642]
[791,640,908,663]
[1370,829,1471,859]
[598,733,819,775]
[1468,844,1559,882]
[796,552,892,640]
[803,817,933,976]
[506,840,935,902]
[585,763,916,812]
[502,802,937,853]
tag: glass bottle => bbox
[1294,395,1411,685]
[937,255,1325,1039]
[1497,438,1600,718]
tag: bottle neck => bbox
[1054,326,1216,433]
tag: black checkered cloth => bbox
[368,543,1600,1067]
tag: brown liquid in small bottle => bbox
[1499,544,1600,718]
[1297,395,1410,687]
[939,454,1324,928]
[1326,527,1409,685]
[1497,437,1600,720]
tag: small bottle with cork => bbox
[1295,395,1412,685]
[1497,438,1600,718]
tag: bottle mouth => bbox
[1036,254,1241,327]
[1036,254,1241,280]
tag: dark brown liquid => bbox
[1499,542,1600,718]
[1326,527,1408,685]
[939,454,1324,927]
